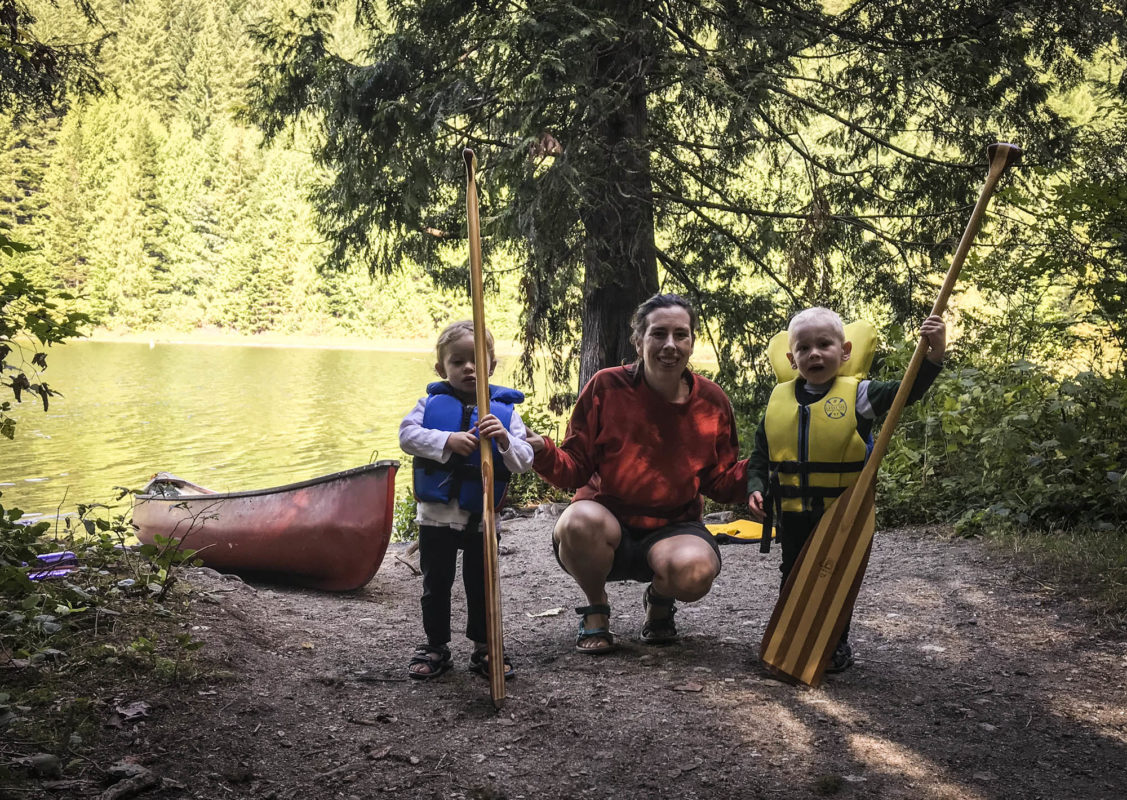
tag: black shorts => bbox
[554,518,722,584]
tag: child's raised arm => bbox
[921,315,946,364]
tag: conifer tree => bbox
[249,0,1127,400]
[86,109,171,326]
[102,0,178,116]
[0,0,103,120]
[39,112,93,290]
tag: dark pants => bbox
[419,518,487,647]
[778,510,851,643]
[553,517,722,584]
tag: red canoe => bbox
[133,461,399,591]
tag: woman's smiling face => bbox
[637,306,694,377]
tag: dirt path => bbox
[72,511,1127,799]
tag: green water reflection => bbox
[2,341,526,517]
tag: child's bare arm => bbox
[921,315,946,364]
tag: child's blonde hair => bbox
[787,307,845,347]
[435,320,495,365]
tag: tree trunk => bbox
[576,11,659,390]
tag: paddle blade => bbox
[760,482,876,687]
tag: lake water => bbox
[2,340,529,518]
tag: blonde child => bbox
[747,307,946,673]
[399,321,534,679]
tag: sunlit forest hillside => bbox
[0,0,522,342]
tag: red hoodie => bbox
[533,365,748,531]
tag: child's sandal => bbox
[407,644,452,680]
[469,647,515,680]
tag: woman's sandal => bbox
[469,648,516,680]
[407,644,453,680]
[574,603,616,655]
[640,585,678,645]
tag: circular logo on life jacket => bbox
[824,396,848,419]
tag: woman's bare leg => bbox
[645,535,721,628]
[553,501,621,650]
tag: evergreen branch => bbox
[767,82,974,169]
[748,105,884,184]
[758,0,985,52]
[673,201,799,305]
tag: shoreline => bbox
[81,328,719,364]
[82,328,514,356]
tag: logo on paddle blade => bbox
[818,557,835,578]
[824,397,847,419]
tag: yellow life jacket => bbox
[762,320,878,518]
[764,374,867,514]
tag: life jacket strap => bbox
[773,485,849,500]
[761,466,782,554]
[769,459,866,475]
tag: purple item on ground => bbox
[28,567,77,581]
[25,551,80,581]
[36,551,78,566]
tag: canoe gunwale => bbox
[136,460,400,502]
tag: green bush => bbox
[505,399,570,508]
[392,494,419,543]
[880,360,1127,533]
[0,496,200,660]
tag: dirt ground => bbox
[10,506,1127,799]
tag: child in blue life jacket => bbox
[746,307,946,673]
[399,320,534,681]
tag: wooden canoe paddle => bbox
[760,142,1023,687]
[463,147,506,708]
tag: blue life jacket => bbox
[412,382,524,512]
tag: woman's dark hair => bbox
[628,293,699,351]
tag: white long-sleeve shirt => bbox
[399,397,535,530]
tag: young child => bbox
[747,307,946,673]
[399,320,535,680]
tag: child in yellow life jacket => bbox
[746,307,946,673]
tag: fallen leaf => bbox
[526,607,564,618]
[672,682,703,692]
[114,701,150,721]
